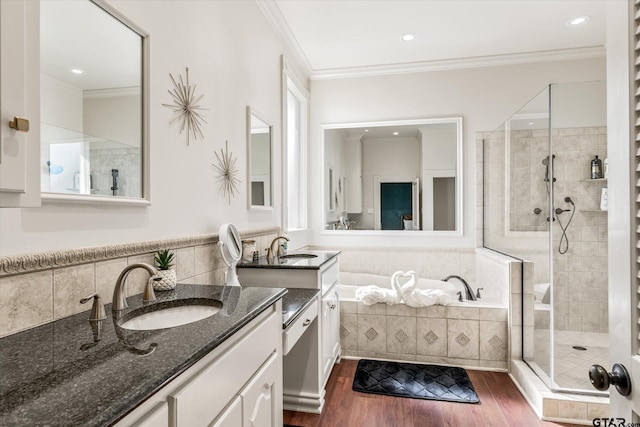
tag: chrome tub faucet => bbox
[442,275,477,301]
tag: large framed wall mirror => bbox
[323,117,463,233]
[40,0,148,204]
[246,107,273,209]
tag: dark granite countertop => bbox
[238,250,340,270]
[0,284,286,427]
[281,288,321,329]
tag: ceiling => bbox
[41,0,141,91]
[272,0,607,75]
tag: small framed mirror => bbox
[40,0,148,205]
[246,107,272,209]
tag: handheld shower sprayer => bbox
[542,155,556,183]
[556,195,576,255]
[542,154,556,182]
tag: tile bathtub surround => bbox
[341,302,509,370]
[0,227,280,338]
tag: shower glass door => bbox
[483,81,608,394]
[483,86,552,388]
[548,81,608,392]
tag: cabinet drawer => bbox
[169,308,278,426]
[320,259,339,295]
[283,299,318,355]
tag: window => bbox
[285,77,308,231]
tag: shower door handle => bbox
[589,363,631,396]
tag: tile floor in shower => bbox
[533,329,609,390]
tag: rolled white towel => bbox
[403,289,459,307]
[355,285,402,306]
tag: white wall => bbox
[0,0,308,257]
[310,56,606,248]
[361,137,419,229]
[83,94,141,147]
[40,74,83,131]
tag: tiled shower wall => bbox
[0,227,279,338]
[480,127,608,333]
[89,147,141,198]
[551,127,608,332]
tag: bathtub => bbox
[337,271,509,370]
[338,272,505,308]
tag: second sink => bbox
[278,254,318,259]
[119,299,223,331]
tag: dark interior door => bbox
[380,182,412,230]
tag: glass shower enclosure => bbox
[483,81,608,394]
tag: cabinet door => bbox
[321,286,340,385]
[241,353,280,427]
[0,0,41,207]
[210,396,242,427]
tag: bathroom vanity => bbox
[0,285,286,426]
[238,250,341,413]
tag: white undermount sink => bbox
[120,300,223,331]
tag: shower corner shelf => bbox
[579,178,607,183]
[579,209,608,213]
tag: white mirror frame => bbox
[41,0,150,206]
[246,106,273,210]
[321,117,464,236]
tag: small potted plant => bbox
[153,249,177,291]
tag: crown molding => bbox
[0,226,280,276]
[310,46,606,80]
[83,86,140,99]
[256,0,312,78]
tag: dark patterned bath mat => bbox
[352,359,479,404]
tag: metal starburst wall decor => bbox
[213,141,241,204]
[162,67,207,145]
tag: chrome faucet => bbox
[442,275,477,301]
[112,263,159,311]
[266,236,289,260]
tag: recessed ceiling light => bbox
[567,16,590,26]
[393,131,400,136]
[528,122,534,126]
[401,33,416,42]
[70,68,85,75]
[364,129,369,132]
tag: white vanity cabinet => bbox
[114,302,282,427]
[237,253,341,414]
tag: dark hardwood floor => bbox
[284,359,583,427]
